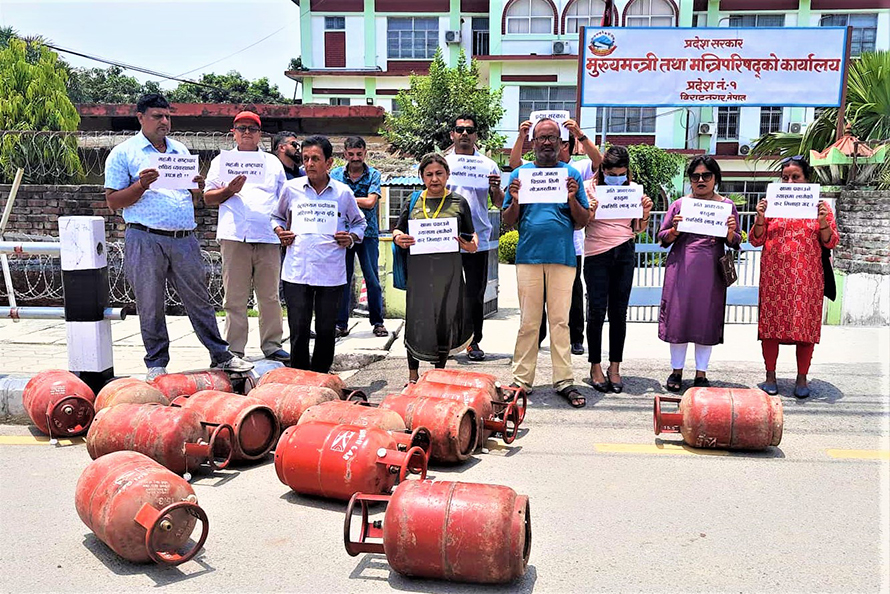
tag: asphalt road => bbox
[1,350,888,593]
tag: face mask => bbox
[604,174,627,186]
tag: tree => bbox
[384,49,506,158]
[167,71,291,104]
[626,144,685,209]
[67,65,161,103]
[0,37,82,183]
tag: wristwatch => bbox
[577,135,588,142]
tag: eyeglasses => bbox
[689,172,715,182]
[234,125,261,134]
[533,135,560,144]
[454,126,477,135]
[288,141,300,149]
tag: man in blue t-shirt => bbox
[502,119,590,407]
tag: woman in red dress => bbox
[749,156,839,398]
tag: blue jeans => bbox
[337,236,384,328]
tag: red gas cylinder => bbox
[275,422,428,501]
[171,390,279,461]
[21,369,95,437]
[152,370,233,400]
[654,388,783,450]
[75,451,209,565]
[86,403,233,474]
[379,393,477,463]
[248,383,340,429]
[94,378,170,411]
[255,367,365,400]
[418,369,526,422]
[298,400,408,433]
[403,381,524,445]
[345,480,531,584]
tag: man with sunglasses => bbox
[272,131,305,180]
[445,114,504,361]
[204,111,290,363]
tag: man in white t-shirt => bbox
[205,111,289,362]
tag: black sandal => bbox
[558,386,586,408]
[666,373,682,393]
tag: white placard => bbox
[765,183,820,219]
[594,185,644,219]
[677,198,731,237]
[218,150,267,184]
[291,199,337,235]
[528,110,570,141]
[517,168,568,204]
[447,155,492,190]
[580,27,847,107]
[147,154,198,190]
[408,217,458,255]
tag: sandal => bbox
[608,369,623,394]
[373,325,389,337]
[666,373,682,393]
[558,386,586,408]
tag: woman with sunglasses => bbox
[583,146,653,393]
[657,156,740,392]
[749,156,839,398]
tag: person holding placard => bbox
[502,119,590,407]
[204,111,290,364]
[272,135,367,374]
[749,156,839,398]
[582,146,653,393]
[657,156,740,392]
[392,154,477,383]
[104,93,254,380]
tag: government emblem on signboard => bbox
[589,31,616,56]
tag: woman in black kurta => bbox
[392,153,477,383]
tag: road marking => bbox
[826,449,890,460]
[0,435,84,446]
[594,443,730,456]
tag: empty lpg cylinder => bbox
[94,378,169,411]
[345,480,530,584]
[21,369,95,437]
[654,388,783,450]
[86,403,233,474]
[249,383,340,429]
[75,451,208,565]
[418,369,526,422]
[379,393,477,463]
[171,390,279,461]
[298,400,407,433]
[256,367,363,400]
[152,370,233,400]
[275,422,427,501]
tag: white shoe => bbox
[146,367,167,382]
[217,354,254,373]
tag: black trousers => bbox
[539,255,585,345]
[461,250,488,345]
[283,282,343,373]
[584,240,635,364]
[407,352,449,371]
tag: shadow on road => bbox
[81,534,215,584]
[279,490,352,513]
[654,437,786,458]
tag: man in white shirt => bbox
[205,111,289,362]
[272,135,367,373]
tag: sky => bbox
[1,0,303,97]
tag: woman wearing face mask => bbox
[583,146,653,392]
[658,156,740,392]
[749,156,839,398]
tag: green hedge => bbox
[498,230,518,264]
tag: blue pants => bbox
[337,236,384,329]
[124,228,231,368]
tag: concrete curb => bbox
[0,375,30,424]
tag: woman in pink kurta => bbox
[749,156,839,398]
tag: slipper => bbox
[666,373,682,393]
[759,382,778,395]
[373,325,389,337]
[558,386,586,408]
[693,376,710,388]
[590,377,611,393]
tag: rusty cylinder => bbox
[171,390,279,461]
[274,422,428,501]
[86,403,233,474]
[152,370,233,400]
[248,383,339,429]
[298,400,408,432]
[345,480,531,584]
[94,378,170,411]
[654,388,783,450]
[21,369,95,437]
[418,369,527,422]
[379,393,477,463]
[75,451,209,565]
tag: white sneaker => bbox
[216,354,254,373]
[146,367,167,382]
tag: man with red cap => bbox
[204,110,290,362]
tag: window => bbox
[472,17,490,55]
[625,0,675,27]
[565,0,609,34]
[759,107,783,136]
[518,86,576,125]
[720,181,769,211]
[325,16,346,30]
[728,14,785,28]
[388,187,422,231]
[329,98,350,106]
[387,17,439,59]
[717,106,740,139]
[820,13,878,56]
[596,107,657,133]
[506,0,554,34]
[390,98,402,116]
